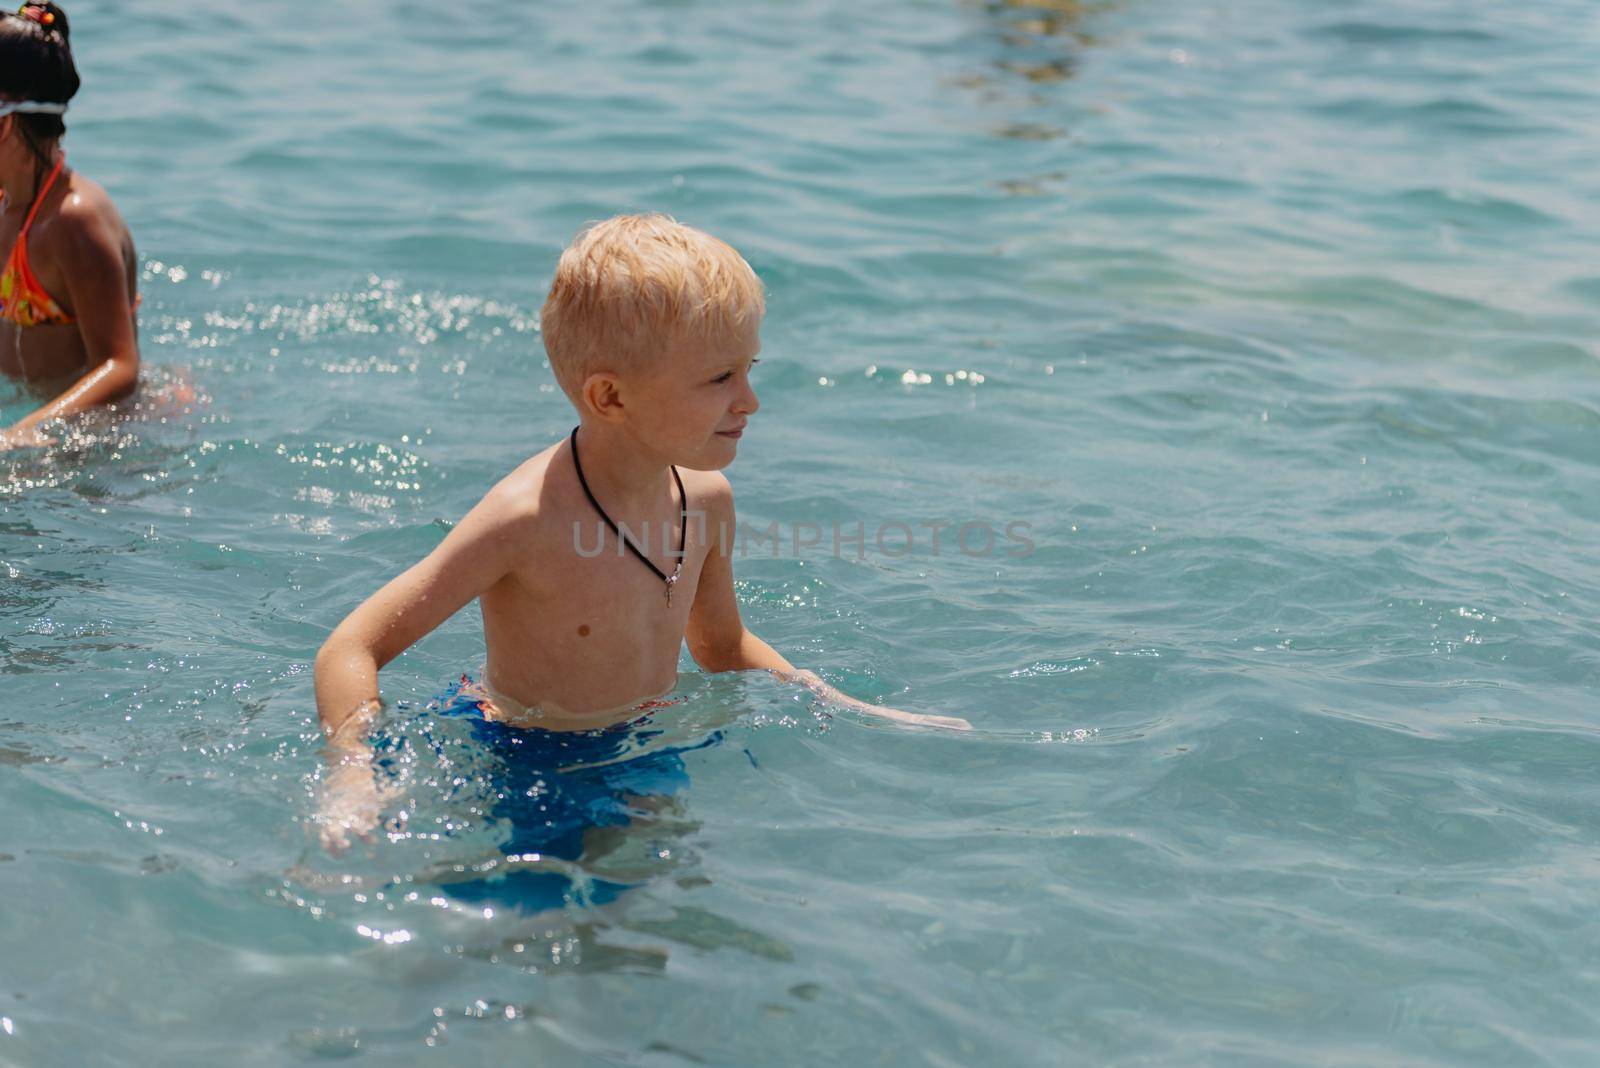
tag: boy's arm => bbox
[685,477,971,731]
[315,486,532,745]
[312,485,534,850]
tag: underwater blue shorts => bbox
[378,677,716,913]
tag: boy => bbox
[314,215,969,852]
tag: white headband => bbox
[0,101,67,117]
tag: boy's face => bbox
[618,317,762,471]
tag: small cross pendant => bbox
[664,564,682,606]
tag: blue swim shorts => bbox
[375,676,717,913]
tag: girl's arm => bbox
[1,202,139,447]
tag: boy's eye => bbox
[712,359,759,385]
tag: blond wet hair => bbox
[540,214,765,402]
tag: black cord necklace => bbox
[569,426,687,605]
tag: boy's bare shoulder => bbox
[470,442,570,538]
[681,467,735,518]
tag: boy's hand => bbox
[315,757,395,855]
[787,669,973,731]
[864,705,973,732]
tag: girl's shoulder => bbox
[35,171,130,257]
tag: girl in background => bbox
[0,2,140,450]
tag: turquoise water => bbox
[3,0,1599,1062]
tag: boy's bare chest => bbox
[477,518,710,707]
[529,544,701,627]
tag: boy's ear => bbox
[581,372,625,422]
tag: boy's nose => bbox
[738,378,760,415]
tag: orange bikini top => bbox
[0,156,75,328]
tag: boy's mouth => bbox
[716,423,747,439]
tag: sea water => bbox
[1,0,1597,1063]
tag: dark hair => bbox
[0,4,78,163]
